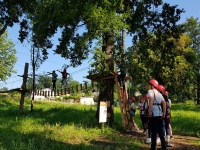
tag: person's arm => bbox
[168,99,171,108]
[161,99,166,118]
[148,96,153,118]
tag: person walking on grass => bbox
[129,97,139,132]
[164,91,174,140]
[148,79,167,150]
[157,85,173,147]
[138,95,147,135]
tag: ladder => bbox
[114,73,132,131]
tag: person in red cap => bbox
[129,96,139,132]
[157,85,173,147]
[138,95,147,135]
[148,79,167,150]
[164,91,174,140]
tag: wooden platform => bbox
[86,72,116,82]
[0,88,29,93]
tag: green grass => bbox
[0,97,200,149]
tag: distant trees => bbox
[0,25,17,81]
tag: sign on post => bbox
[99,101,107,123]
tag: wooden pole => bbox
[19,63,29,115]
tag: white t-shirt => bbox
[130,102,135,109]
[148,89,164,117]
[138,102,144,114]
[168,99,171,106]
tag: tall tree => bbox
[182,17,200,104]
[0,26,17,81]
[3,0,185,124]
[0,0,37,36]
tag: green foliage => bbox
[13,93,21,100]
[0,98,199,149]
[63,95,77,100]
[0,27,17,81]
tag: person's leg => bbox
[141,116,146,133]
[165,118,171,142]
[150,118,157,150]
[121,73,126,90]
[117,74,122,87]
[169,123,173,138]
[157,118,166,149]
[52,80,55,89]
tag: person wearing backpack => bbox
[142,94,152,143]
[129,97,139,132]
[48,70,58,90]
[138,95,147,135]
[157,85,173,147]
[148,79,167,150]
[164,91,174,140]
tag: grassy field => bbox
[0,97,199,150]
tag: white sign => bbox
[99,101,107,123]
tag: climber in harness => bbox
[157,85,173,147]
[148,79,167,150]
[47,70,58,90]
[57,68,70,87]
[116,59,126,90]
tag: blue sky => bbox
[1,0,200,90]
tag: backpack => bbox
[63,72,67,78]
[143,100,149,117]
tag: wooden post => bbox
[76,85,78,92]
[80,84,82,91]
[64,88,67,95]
[68,88,70,94]
[19,63,29,115]
[92,81,94,88]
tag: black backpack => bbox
[143,101,149,117]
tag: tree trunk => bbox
[197,76,200,105]
[95,33,115,125]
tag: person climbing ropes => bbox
[57,68,70,87]
[116,59,126,90]
[148,79,167,150]
[48,70,58,90]
[157,85,173,147]
[129,96,139,132]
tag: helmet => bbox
[164,91,168,95]
[130,97,135,102]
[157,85,166,92]
[144,94,148,100]
[149,79,159,88]
[116,59,121,63]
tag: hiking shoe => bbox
[166,142,174,147]
[156,137,161,144]
[132,128,139,132]
[146,138,151,144]
[143,131,147,135]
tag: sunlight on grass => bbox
[0,97,199,149]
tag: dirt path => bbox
[120,129,200,150]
